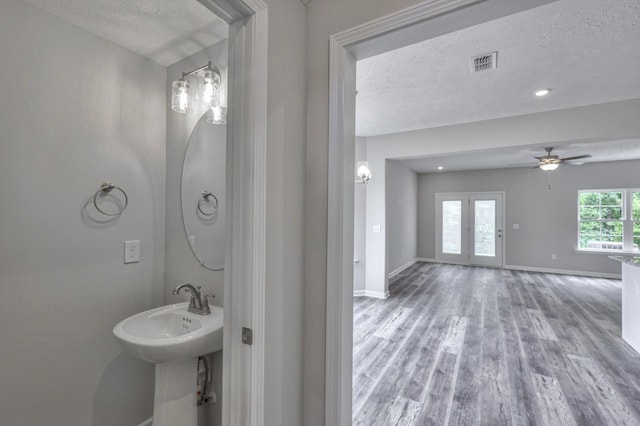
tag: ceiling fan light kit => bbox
[539,162,560,171]
[533,147,592,171]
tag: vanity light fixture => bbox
[171,61,225,125]
[355,161,371,184]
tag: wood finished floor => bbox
[353,262,640,426]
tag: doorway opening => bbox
[328,0,570,424]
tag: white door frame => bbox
[326,0,558,424]
[198,1,267,425]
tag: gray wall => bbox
[261,0,307,424]
[386,161,418,273]
[0,1,166,425]
[164,40,229,426]
[353,137,367,291]
[417,160,640,275]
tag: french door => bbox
[435,192,504,267]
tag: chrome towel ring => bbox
[198,191,218,216]
[93,182,128,216]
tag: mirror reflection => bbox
[181,113,227,270]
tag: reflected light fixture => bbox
[171,62,225,125]
[355,161,371,184]
[539,162,559,171]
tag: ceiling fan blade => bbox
[560,154,592,161]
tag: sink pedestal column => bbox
[153,359,198,426]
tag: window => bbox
[578,189,640,252]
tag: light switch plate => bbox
[124,240,140,264]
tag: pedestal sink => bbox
[113,302,223,426]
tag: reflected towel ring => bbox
[198,191,218,216]
[93,182,128,216]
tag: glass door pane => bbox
[474,200,495,256]
[442,200,462,254]
[470,193,503,267]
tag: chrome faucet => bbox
[172,283,214,315]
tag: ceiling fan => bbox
[519,147,592,171]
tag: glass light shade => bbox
[356,161,371,182]
[171,79,190,113]
[540,162,559,171]
[207,105,227,125]
[199,69,221,107]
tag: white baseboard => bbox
[416,257,436,263]
[388,258,419,278]
[504,264,621,280]
[138,418,152,426]
[353,289,389,299]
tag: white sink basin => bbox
[113,302,223,363]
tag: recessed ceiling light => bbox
[535,89,551,97]
[437,166,444,170]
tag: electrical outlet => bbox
[124,240,140,264]
[372,225,381,233]
[551,253,557,260]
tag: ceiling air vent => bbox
[470,51,498,73]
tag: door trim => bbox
[198,1,268,425]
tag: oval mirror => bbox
[181,113,226,270]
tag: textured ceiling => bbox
[398,139,640,173]
[356,0,640,137]
[20,0,228,66]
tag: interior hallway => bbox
[353,262,640,425]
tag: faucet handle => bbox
[201,294,215,313]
